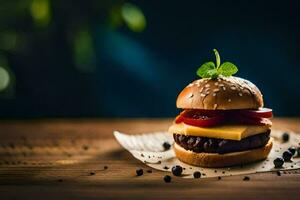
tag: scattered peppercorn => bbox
[172,165,183,176]
[57,179,63,182]
[163,142,171,150]
[90,172,95,175]
[218,176,221,180]
[288,147,296,155]
[82,145,89,150]
[297,147,300,157]
[163,166,169,170]
[243,176,250,181]
[282,132,289,142]
[164,175,171,183]
[104,166,108,170]
[193,171,201,179]
[147,169,152,173]
[276,171,281,176]
[273,157,284,168]
[283,150,293,161]
[136,169,143,176]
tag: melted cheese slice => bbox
[168,123,271,141]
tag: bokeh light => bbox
[73,29,96,73]
[121,3,146,32]
[0,67,10,92]
[30,0,51,27]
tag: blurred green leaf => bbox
[30,0,51,27]
[121,3,146,32]
[73,29,96,73]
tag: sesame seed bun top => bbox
[176,76,263,110]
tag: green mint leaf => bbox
[196,49,238,79]
[213,49,221,68]
[207,68,219,79]
[196,62,215,78]
[218,62,238,76]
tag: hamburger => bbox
[169,49,273,167]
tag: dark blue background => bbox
[0,0,299,118]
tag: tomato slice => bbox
[237,116,272,126]
[238,108,273,118]
[175,110,225,127]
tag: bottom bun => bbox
[174,137,273,168]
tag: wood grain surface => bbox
[0,118,300,200]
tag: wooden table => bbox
[0,118,300,200]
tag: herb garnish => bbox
[196,49,238,79]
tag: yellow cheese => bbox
[168,123,271,141]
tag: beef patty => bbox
[173,130,270,154]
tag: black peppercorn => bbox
[136,169,143,176]
[282,132,289,142]
[288,147,296,155]
[193,171,201,179]
[273,157,284,168]
[164,175,171,183]
[82,145,89,150]
[172,165,183,176]
[297,147,300,157]
[163,142,171,150]
[243,176,250,181]
[283,150,293,161]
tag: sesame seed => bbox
[200,94,206,97]
[213,93,216,96]
[214,104,218,109]
[239,93,243,96]
[214,82,219,86]
[230,86,236,90]
[222,87,226,90]
[189,93,194,98]
[213,89,220,92]
[205,84,210,88]
[219,84,224,87]
[228,99,231,102]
